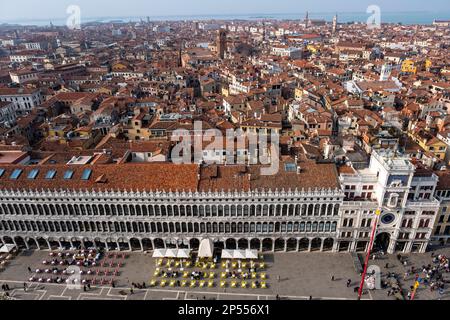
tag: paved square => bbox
[0,248,449,300]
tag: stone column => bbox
[116,241,121,251]
[404,241,412,253]
[58,241,62,250]
[332,240,339,253]
[139,239,143,252]
[105,242,109,252]
[320,239,324,252]
[387,239,396,254]
[296,239,300,252]
[46,239,51,250]
[259,240,263,252]
[284,240,287,252]
[307,240,312,252]
[271,239,275,252]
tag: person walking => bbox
[27,267,32,273]
[331,275,335,281]
[23,283,27,292]
[346,279,352,287]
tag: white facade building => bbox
[339,150,439,253]
[0,151,440,254]
[0,88,43,117]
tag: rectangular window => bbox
[81,169,92,181]
[10,169,23,180]
[27,169,39,180]
[45,170,57,179]
[63,170,74,180]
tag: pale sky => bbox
[0,0,449,22]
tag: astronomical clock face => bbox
[380,212,396,226]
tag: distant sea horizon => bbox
[1,11,450,27]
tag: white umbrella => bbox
[245,249,258,260]
[221,249,234,259]
[176,249,191,259]
[152,249,167,258]
[0,244,16,253]
[233,250,246,260]
[165,248,178,258]
[198,239,214,258]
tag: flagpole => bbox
[357,209,381,300]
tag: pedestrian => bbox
[331,275,335,281]
[277,275,281,283]
[23,282,27,292]
[385,263,389,269]
[27,267,32,273]
[407,292,412,300]
[142,282,146,288]
[5,284,9,291]
[309,296,312,300]
[387,290,391,296]
[276,294,279,300]
[1,284,4,291]
[87,283,91,290]
[112,281,115,288]
[83,285,86,292]
[130,288,134,295]
[346,279,351,287]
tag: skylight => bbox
[81,169,92,181]
[284,163,297,172]
[27,169,39,180]
[45,170,57,180]
[10,169,23,180]
[63,170,74,180]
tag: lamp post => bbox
[357,209,381,300]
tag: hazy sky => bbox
[1,0,449,21]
